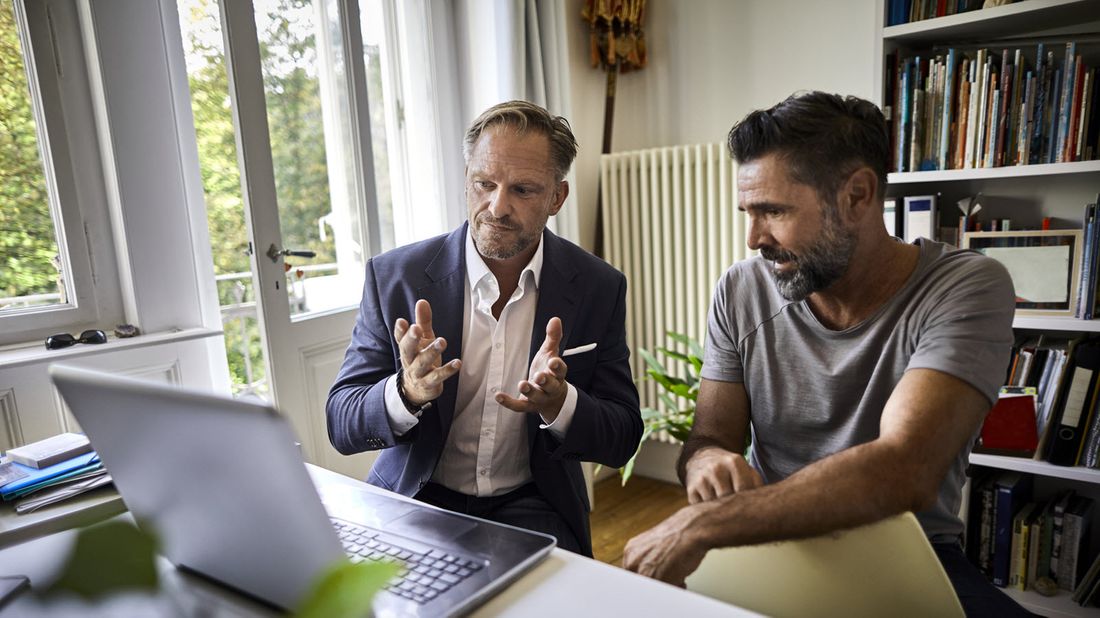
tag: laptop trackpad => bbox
[386,510,478,543]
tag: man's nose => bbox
[746,217,765,250]
[487,189,510,218]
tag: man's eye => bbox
[476,181,494,190]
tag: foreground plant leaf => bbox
[295,559,399,618]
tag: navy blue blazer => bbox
[326,223,642,556]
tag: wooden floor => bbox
[589,475,689,566]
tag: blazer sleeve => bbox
[547,273,642,468]
[326,258,412,454]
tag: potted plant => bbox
[619,332,703,485]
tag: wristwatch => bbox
[396,368,433,417]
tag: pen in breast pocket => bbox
[562,343,597,357]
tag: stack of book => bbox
[884,42,1099,173]
[966,476,1098,603]
[0,434,112,514]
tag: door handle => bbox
[266,243,316,263]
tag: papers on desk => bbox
[14,472,112,514]
[0,451,112,512]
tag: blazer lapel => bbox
[527,229,580,445]
[418,224,467,436]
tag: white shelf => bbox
[1014,316,1100,333]
[970,454,1100,484]
[0,327,223,371]
[889,160,1100,184]
[883,0,1100,44]
[1002,586,1100,617]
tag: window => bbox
[177,0,408,395]
[0,0,120,346]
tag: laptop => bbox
[49,364,555,616]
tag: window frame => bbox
[0,0,122,346]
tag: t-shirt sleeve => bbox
[702,272,745,383]
[906,254,1016,404]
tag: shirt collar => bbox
[465,227,544,292]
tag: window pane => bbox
[178,0,269,398]
[360,0,395,252]
[255,0,365,318]
[0,4,65,313]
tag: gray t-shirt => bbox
[702,239,1015,541]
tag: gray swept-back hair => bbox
[463,100,578,182]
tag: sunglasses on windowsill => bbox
[45,329,108,350]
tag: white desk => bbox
[0,465,755,616]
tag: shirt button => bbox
[490,386,499,393]
[494,342,502,350]
[479,469,488,476]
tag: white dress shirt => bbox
[382,230,578,496]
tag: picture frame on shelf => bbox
[963,230,1084,316]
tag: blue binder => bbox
[0,451,101,500]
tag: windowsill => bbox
[0,327,223,371]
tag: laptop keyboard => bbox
[332,517,483,605]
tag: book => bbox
[1010,501,1039,589]
[1048,339,1100,466]
[1026,499,1051,590]
[4,433,92,469]
[993,471,1033,587]
[1058,495,1094,591]
[1074,549,1100,605]
[1051,490,1077,581]
[976,391,1038,456]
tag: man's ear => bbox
[840,167,879,223]
[550,180,569,216]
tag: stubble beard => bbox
[761,208,857,301]
[473,215,539,260]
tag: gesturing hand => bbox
[393,299,461,406]
[684,447,763,504]
[496,317,568,422]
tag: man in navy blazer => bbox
[327,100,642,556]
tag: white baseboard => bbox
[632,440,684,486]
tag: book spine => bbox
[1019,71,1035,165]
[993,481,1019,586]
[1059,506,1081,590]
[1029,44,1047,164]
[979,479,996,575]
[995,48,1011,167]
[1077,69,1093,162]
[940,48,956,170]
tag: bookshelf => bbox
[876,0,1100,615]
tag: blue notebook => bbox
[0,452,101,500]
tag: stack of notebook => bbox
[0,434,112,514]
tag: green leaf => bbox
[657,348,692,365]
[665,332,706,359]
[40,520,159,600]
[620,427,652,486]
[637,348,667,375]
[295,559,399,618]
[658,392,679,412]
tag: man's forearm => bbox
[683,438,934,551]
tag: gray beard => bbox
[473,221,537,260]
[762,218,856,302]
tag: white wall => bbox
[565,0,878,251]
[564,0,878,483]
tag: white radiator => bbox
[600,143,749,442]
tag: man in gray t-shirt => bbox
[623,92,1028,617]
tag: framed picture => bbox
[963,230,1084,316]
